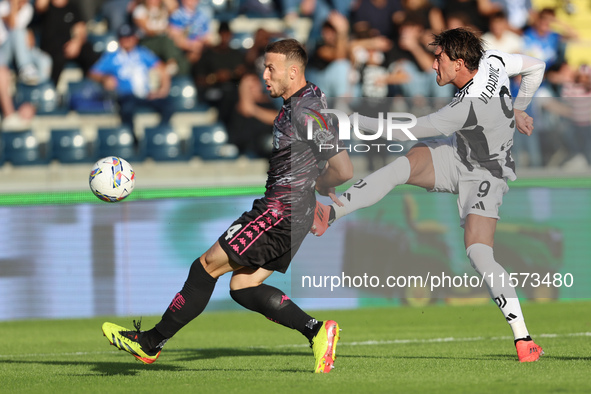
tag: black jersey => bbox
[262,82,342,219]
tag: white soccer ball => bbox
[89,156,135,202]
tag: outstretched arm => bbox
[510,54,545,136]
[315,150,354,198]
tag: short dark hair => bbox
[264,38,308,68]
[538,8,556,18]
[430,28,484,72]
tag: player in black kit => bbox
[102,39,353,373]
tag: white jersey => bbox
[426,50,525,181]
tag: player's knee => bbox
[466,243,495,272]
[406,145,434,188]
[229,273,261,291]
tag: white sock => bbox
[332,156,411,221]
[466,243,530,341]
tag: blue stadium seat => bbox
[167,76,197,112]
[229,32,254,51]
[145,124,187,161]
[0,134,4,166]
[192,123,239,160]
[50,129,95,163]
[87,33,118,54]
[97,126,139,161]
[210,0,240,21]
[13,82,68,115]
[2,130,49,165]
[67,79,115,114]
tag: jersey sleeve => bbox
[140,47,160,69]
[168,10,183,30]
[293,97,343,161]
[16,4,34,28]
[485,49,524,77]
[425,97,473,136]
[90,52,114,75]
[486,50,546,111]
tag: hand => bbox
[398,25,422,52]
[314,185,344,207]
[63,39,82,59]
[237,99,256,117]
[102,75,118,91]
[515,109,534,136]
[327,11,349,35]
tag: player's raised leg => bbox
[464,214,543,362]
[229,268,340,373]
[102,242,239,363]
[312,145,434,235]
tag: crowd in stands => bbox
[0,0,589,170]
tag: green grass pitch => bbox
[1,300,590,393]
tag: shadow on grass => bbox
[0,359,187,376]
[165,346,310,363]
[0,347,314,375]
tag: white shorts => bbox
[422,136,509,227]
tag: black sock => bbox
[151,258,217,340]
[230,284,322,342]
[140,328,167,352]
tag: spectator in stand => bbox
[167,0,212,65]
[298,0,353,48]
[522,7,578,69]
[382,18,454,98]
[0,65,36,130]
[445,11,480,32]
[441,0,500,33]
[306,11,352,97]
[393,0,445,35]
[70,0,102,23]
[245,28,274,76]
[348,25,393,98]
[89,24,172,144]
[35,0,101,87]
[132,0,190,76]
[1,0,42,85]
[100,0,134,33]
[561,64,591,169]
[350,0,402,39]
[490,0,533,32]
[482,11,523,53]
[194,21,246,128]
[227,72,277,159]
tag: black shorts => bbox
[218,199,311,273]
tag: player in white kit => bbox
[312,28,546,362]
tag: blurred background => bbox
[0,0,590,321]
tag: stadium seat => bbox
[192,123,239,160]
[2,129,49,165]
[167,76,197,112]
[87,33,118,54]
[67,79,115,114]
[212,0,240,21]
[50,128,95,163]
[145,124,188,161]
[229,32,254,51]
[13,82,68,115]
[0,134,4,166]
[97,126,138,161]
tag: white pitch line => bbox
[1,332,589,359]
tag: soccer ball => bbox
[89,156,135,202]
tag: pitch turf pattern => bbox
[1,301,590,393]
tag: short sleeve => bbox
[90,52,114,75]
[292,97,344,161]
